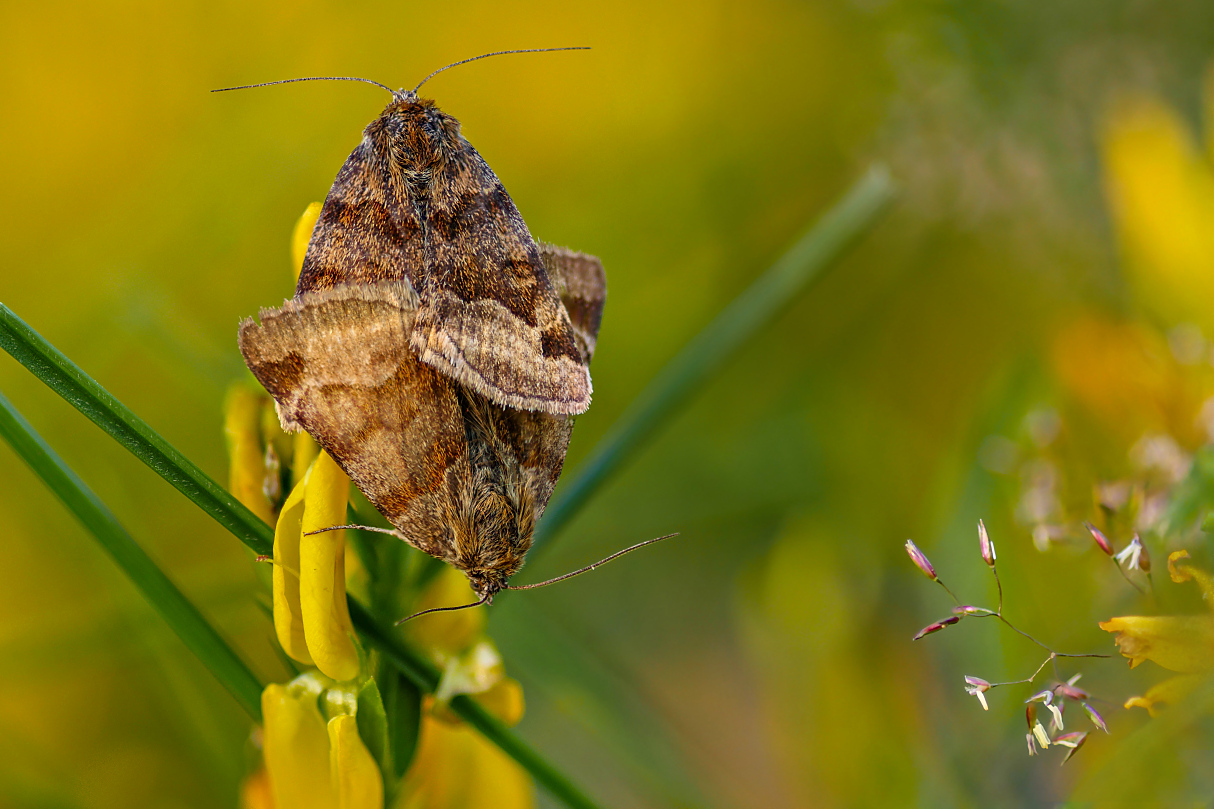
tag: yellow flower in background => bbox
[293,202,323,282]
[398,695,532,809]
[225,385,284,524]
[274,450,361,681]
[262,674,384,809]
[1101,550,1214,715]
[1049,315,1214,448]
[1101,68,1214,333]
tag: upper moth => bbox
[238,66,607,604]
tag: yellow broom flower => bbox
[261,674,384,809]
[274,450,360,681]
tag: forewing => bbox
[296,138,425,295]
[409,147,591,416]
[538,243,607,364]
[238,282,465,560]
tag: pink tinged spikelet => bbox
[1053,732,1088,764]
[912,616,959,640]
[978,520,996,566]
[1085,522,1114,556]
[904,540,937,580]
[1083,703,1109,733]
[953,605,988,616]
[1054,674,1088,701]
[964,676,991,710]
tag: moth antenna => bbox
[211,76,395,94]
[303,524,401,537]
[508,533,679,591]
[395,592,492,625]
[412,47,591,93]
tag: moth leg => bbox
[303,524,405,540]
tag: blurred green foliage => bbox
[3,1,1214,807]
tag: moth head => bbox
[372,92,462,169]
[464,561,520,602]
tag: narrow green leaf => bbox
[387,671,422,779]
[356,679,389,780]
[532,165,897,553]
[0,391,264,721]
[0,305,273,556]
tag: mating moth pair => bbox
[235,53,616,614]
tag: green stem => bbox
[0,306,273,556]
[0,391,264,721]
[531,164,897,553]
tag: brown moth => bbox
[241,241,605,601]
[296,86,593,416]
[232,53,621,608]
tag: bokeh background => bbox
[4,1,1214,806]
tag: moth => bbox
[236,54,612,609]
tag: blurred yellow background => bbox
[3,1,1214,807]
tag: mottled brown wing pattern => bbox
[237,282,466,561]
[538,243,607,364]
[296,137,425,295]
[409,147,592,416]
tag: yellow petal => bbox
[1168,550,1214,603]
[273,475,312,665]
[399,713,533,809]
[1100,615,1214,673]
[1124,673,1207,717]
[301,451,360,681]
[293,431,321,493]
[293,202,324,282]
[327,715,384,809]
[224,385,276,524]
[262,684,336,809]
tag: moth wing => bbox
[296,140,426,294]
[538,243,607,364]
[410,149,591,416]
[493,406,574,524]
[238,282,465,560]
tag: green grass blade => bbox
[0,391,264,721]
[532,164,897,553]
[0,309,605,809]
[0,306,273,556]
